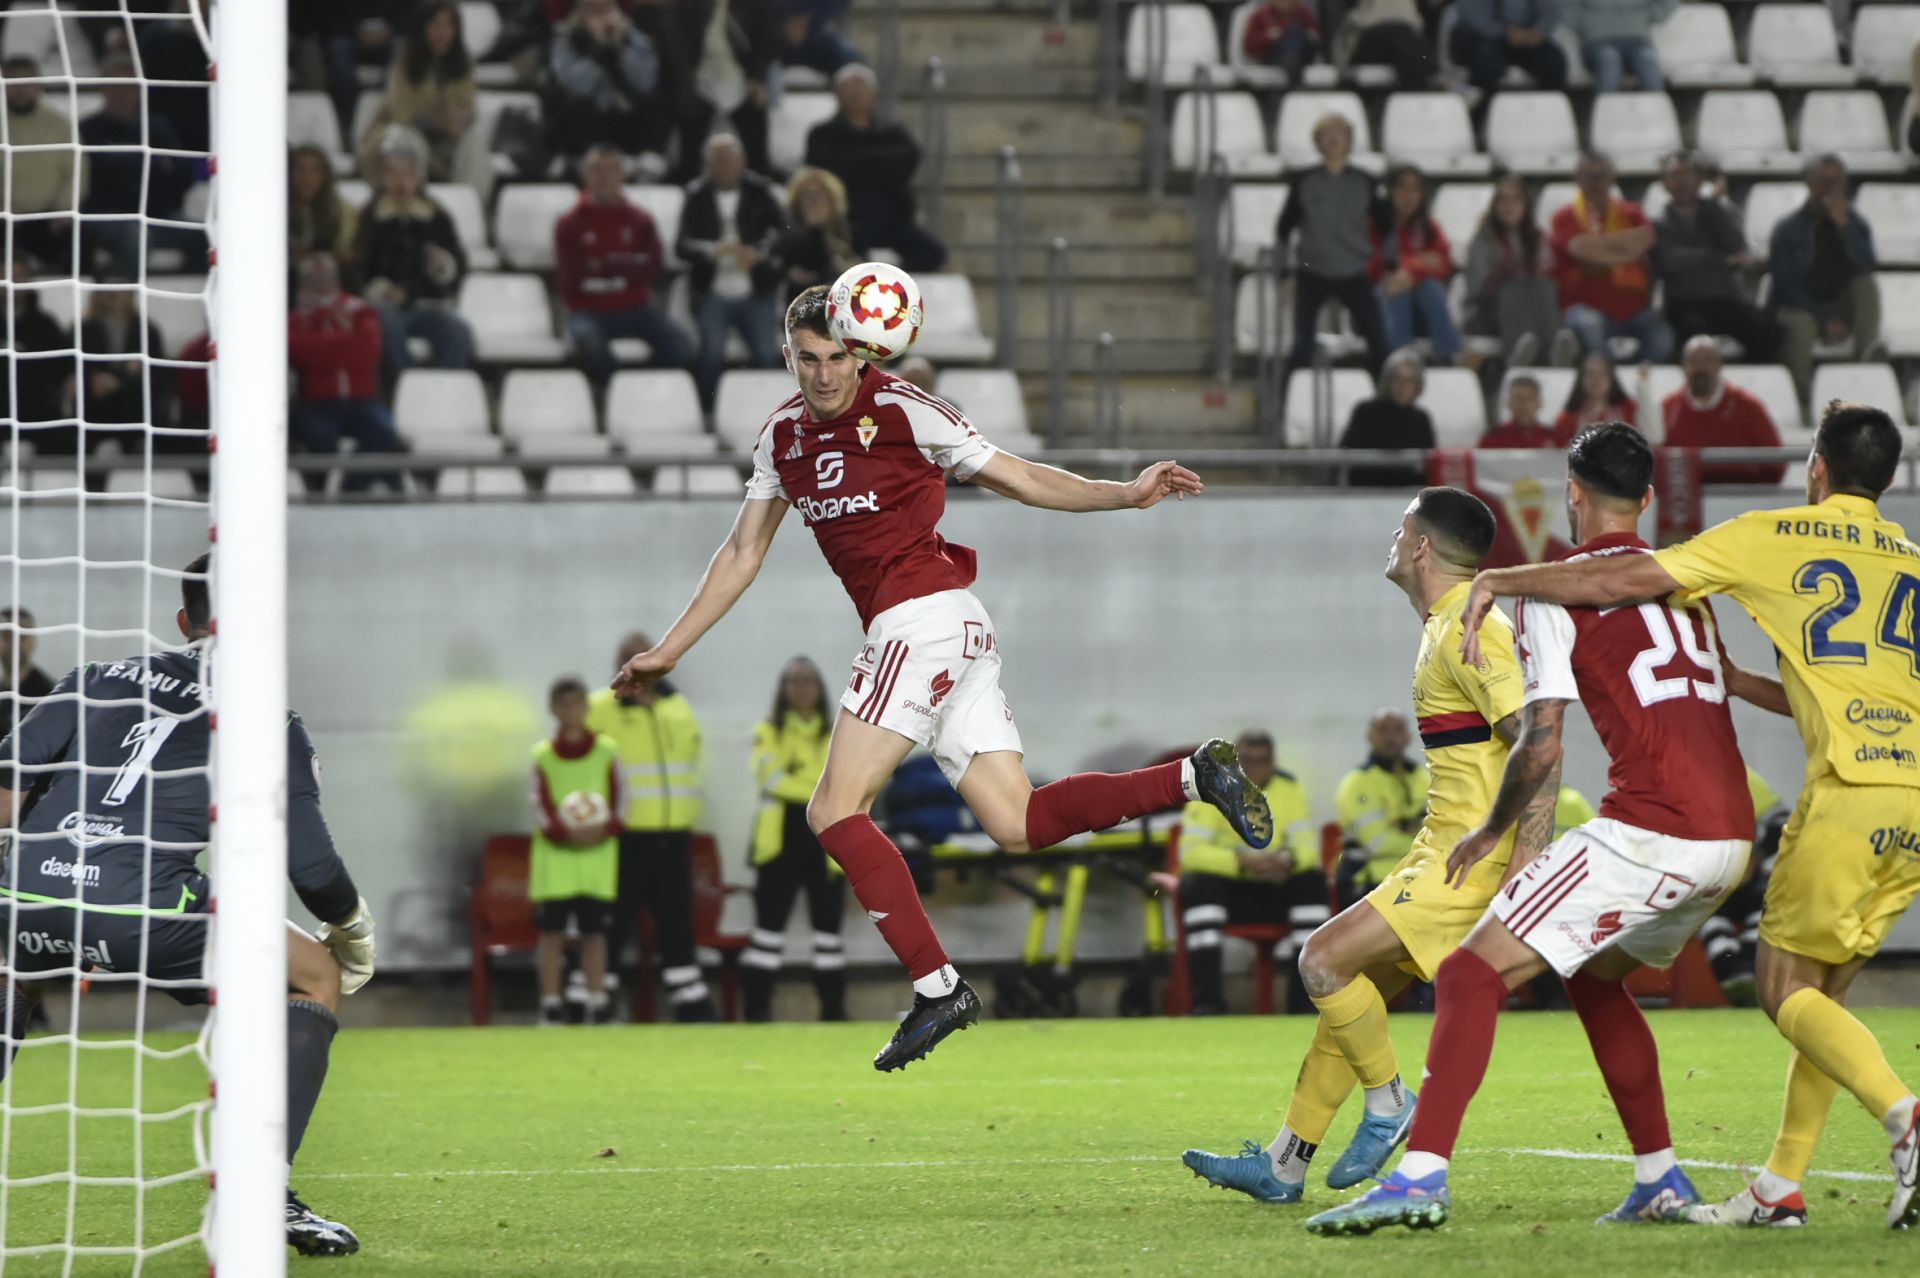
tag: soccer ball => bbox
[826,262,923,363]
[559,790,610,836]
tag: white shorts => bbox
[840,589,1023,786]
[1489,817,1751,978]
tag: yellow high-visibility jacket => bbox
[1180,770,1315,878]
[750,711,833,867]
[586,685,703,831]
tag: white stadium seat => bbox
[1797,92,1908,175]
[1430,183,1492,267]
[1171,91,1273,175]
[1811,364,1909,427]
[1637,180,1668,224]
[460,273,567,363]
[1485,92,1578,175]
[1234,271,1285,357]
[406,433,508,458]
[436,466,530,498]
[1651,5,1753,87]
[1589,93,1682,176]
[545,465,638,497]
[936,369,1031,439]
[1274,92,1378,170]
[394,370,491,440]
[651,464,748,496]
[913,274,994,363]
[1124,3,1223,85]
[1722,364,1805,435]
[625,184,687,268]
[1742,182,1806,257]
[2,9,98,79]
[1381,94,1489,176]
[714,370,799,453]
[770,93,838,172]
[460,2,502,63]
[492,183,577,271]
[1857,185,1920,266]
[1696,91,1798,175]
[499,370,598,441]
[1223,182,1288,267]
[1224,2,1286,89]
[1879,274,1920,357]
[1421,368,1489,448]
[607,371,709,452]
[287,92,346,163]
[1283,368,1372,446]
[428,182,497,270]
[1854,6,1920,86]
[1747,4,1854,87]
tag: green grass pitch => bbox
[4,1008,1919,1275]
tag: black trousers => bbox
[611,830,705,1003]
[1287,270,1388,377]
[1666,297,1781,364]
[745,806,849,1020]
[1180,868,1331,1013]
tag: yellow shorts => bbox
[1761,780,1920,965]
[1364,832,1512,982]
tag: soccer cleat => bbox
[1325,1089,1418,1189]
[1683,1184,1807,1228]
[1191,739,1274,850]
[286,1190,360,1256]
[1889,1108,1919,1230]
[1181,1139,1303,1204]
[1596,1166,1700,1223]
[1303,1169,1450,1235]
[873,979,980,1072]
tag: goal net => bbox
[1,0,287,1272]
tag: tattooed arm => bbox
[1446,701,1566,888]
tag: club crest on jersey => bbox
[856,416,878,450]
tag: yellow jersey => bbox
[1411,581,1524,861]
[1655,494,1920,791]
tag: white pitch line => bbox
[300,1147,1888,1186]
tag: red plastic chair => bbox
[1162,824,1289,1016]
[468,835,537,1026]
[628,833,752,1022]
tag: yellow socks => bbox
[1775,987,1912,1129]
[1311,975,1399,1090]
[1280,1018,1359,1145]
[1765,1050,1841,1184]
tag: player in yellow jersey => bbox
[1182,487,1559,1205]
[1457,402,1920,1230]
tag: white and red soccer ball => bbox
[559,789,610,837]
[826,262,923,363]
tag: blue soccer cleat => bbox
[1303,1169,1450,1236]
[1190,739,1274,850]
[1325,1089,1418,1189]
[1181,1140,1302,1204]
[1597,1165,1701,1224]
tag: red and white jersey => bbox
[1517,532,1754,845]
[747,368,999,629]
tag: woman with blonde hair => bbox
[289,144,358,270]
[768,167,859,305]
[356,0,489,192]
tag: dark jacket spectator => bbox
[1277,112,1387,375]
[80,58,196,277]
[286,254,403,493]
[547,0,663,157]
[1241,0,1320,79]
[554,145,690,384]
[136,0,212,159]
[678,165,786,299]
[357,1,483,190]
[0,605,55,754]
[804,63,946,272]
[1769,154,1880,397]
[4,262,73,439]
[355,132,473,373]
[1450,0,1568,95]
[79,289,169,435]
[1340,0,1436,89]
[781,0,863,75]
[679,135,785,406]
[1650,152,1776,362]
[1340,354,1434,486]
[654,0,784,178]
[1462,175,1558,360]
[769,167,859,304]
[1662,336,1785,486]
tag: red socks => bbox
[1565,969,1672,1155]
[817,815,949,981]
[1406,948,1508,1160]
[1025,761,1186,851]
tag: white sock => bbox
[1752,1167,1800,1202]
[586,991,609,1011]
[1883,1094,1917,1143]
[1362,1076,1408,1117]
[1180,757,1200,802]
[912,964,961,999]
[540,994,562,1010]
[1633,1148,1677,1181]
[1266,1126,1317,1185]
[1397,1150,1448,1180]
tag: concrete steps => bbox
[940,188,1192,253]
[975,280,1215,374]
[1016,375,1258,439]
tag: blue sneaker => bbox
[1325,1089,1417,1189]
[1181,1139,1302,1204]
[1597,1166,1700,1224]
[1303,1169,1450,1236]
[1190,739,1274,850]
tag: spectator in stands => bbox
[290,146,360,276]
[1241,0,1321,80]
[1478,374,1570,447]
[679,133,786,408]
[1660,334,1786,485]
[530,676,624,1026]
[1554,350,1637,438]
[768,167,859,305]
[78,281,171,455]
[355,128,474,376]
[357,1,487,193]
[79,56,196,279]
[1368,164,1458,365]
[1563,0,1672,94]
[137,0,211,161]
[1550,150,1670,364]
[3,258,73,451]
[780,0,863,76]
[1463,175,1559,365]
[741,657,845,1023]
[1449,0,1568,97]
[0,606,55,753]
[1338,351,1433,486]
[547,0,663,161]
[290,0,395,137]
[660,0,783,181]
[804,64,947,272]
[1769,153,1882,399]
[1334,708,1428,910]
[4,57,77,272]
[555,144,691,386]
[1278,113,1387,377]
[1177,730,1327,1016]
[1339,0,1437,89]
[1652,149,1778,363]
[286,252,405,494]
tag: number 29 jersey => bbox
[1518,533,1754,843]
[1654,493,1920,790]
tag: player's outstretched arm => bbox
[613,496,789,694]
[967,452,1203,512]
[1726,662,1792,716]
[1446,701,1566,888]
[1459,556,1683,666]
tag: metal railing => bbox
[876,0,904,121]
[1045,237,1073,447]
[1092,332,1122,446]
[1096,0,1121,108]
[994,146,1024,368]
[920,56,950,242]
[1251,245,1288,443]
[1141,0,1168,196]
[1188,70,1222,290]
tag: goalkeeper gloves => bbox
[316,897,377,995]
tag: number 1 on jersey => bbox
[103,718,180,807]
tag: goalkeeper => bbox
[0,553,372,1258]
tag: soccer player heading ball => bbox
[613,283,1274,1071]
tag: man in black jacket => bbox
[677,133,787,407]
[802,64,947,272]
[1649,150,1777,362]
